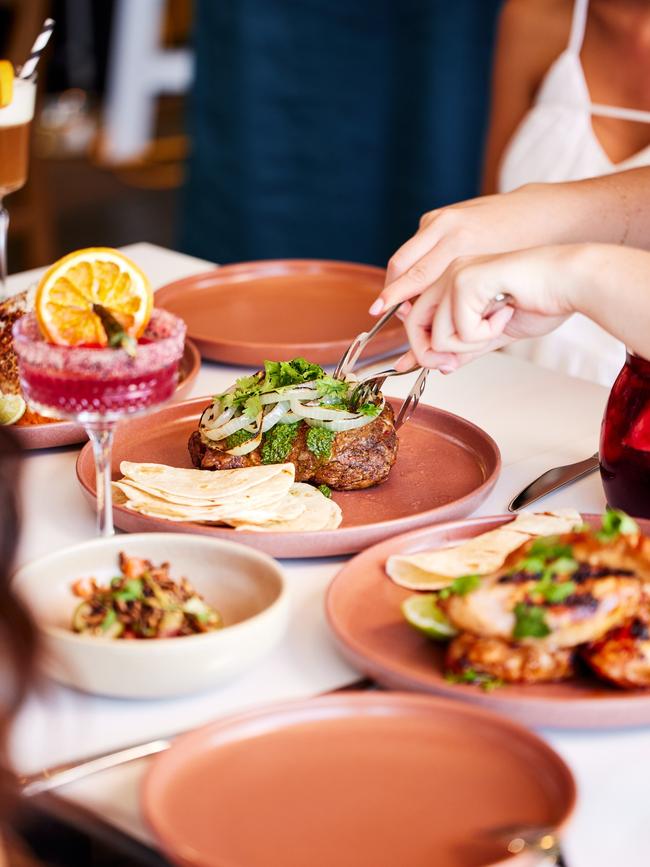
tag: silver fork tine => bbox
[395,367,429,430]
[333,303,402,379]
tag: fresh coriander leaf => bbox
[549,556,578,575]
[449,574,481,595]
[528,537,574,561]
[358,402,382,417]
[517,555,546,575]
[317,484,332,498]
[597,508,639,541]
[540,580,576,604]
[315,376,349,401]
[513,603,550,639]
[244,394,263,419]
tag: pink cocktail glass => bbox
[13,308,186,535]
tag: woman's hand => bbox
[371,171,650,317]
[396,245,582,371]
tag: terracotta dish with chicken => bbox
[399,510,650,690]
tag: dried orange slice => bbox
[0,61,14,108]
[35,248,153,346]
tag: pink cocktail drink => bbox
[13,308,186,534]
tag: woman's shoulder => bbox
[497,0,574,89]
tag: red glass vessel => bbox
[600,352,650,517]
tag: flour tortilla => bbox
[386,509,582,590]
[233,484,342,533]
[119,461,294,504]
[113,480,306,525]
[115,475,293,510]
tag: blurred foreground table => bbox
[8,243,648,867]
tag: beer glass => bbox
[0,77,36,297]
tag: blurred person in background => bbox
[0,429,39,866]
[180,0,501,268]
[382,0,650,385]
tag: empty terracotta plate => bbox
[326,514,650,729]
[143,692,575,867]
[155,260,406,366]
[13,339,201,451]
[75,396,500,558]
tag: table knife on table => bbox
[508,453,600,512]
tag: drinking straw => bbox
[18,18,56,80]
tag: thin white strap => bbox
[591,102,650,123]
[568,0,589,53]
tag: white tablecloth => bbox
[8,243,647,867]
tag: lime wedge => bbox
[401,593,458,640]
[0,394,26,425]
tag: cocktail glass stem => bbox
[0,201,8,299]
[86,420,116,537]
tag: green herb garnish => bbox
[93,304,137,357]
[113,578,144,603]
[358,402,382,417]
[513,603,550,639]
[597,508,639,541]
[224,429,256,450]
[439,574,481,599]
[315,376,349,402]
[445,668,503,692]
[261,422,300,464]
[317,484,332,498]
[306,427,336,460]
[101,608,119,632]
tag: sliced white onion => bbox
[289,397,361,422]
[200,401,235,431]
[261,401,289,431]
[226,412,264,455]
[202,413,256,442]
[279,411,302,424]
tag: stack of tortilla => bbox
[112,462,342,532]
[386,509,582,589]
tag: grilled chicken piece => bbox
[188,404,398,490]
[442,530,648,650]
[582,598,650,688]
[446,632,575,684]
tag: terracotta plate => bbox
[75,396,500,558]
[12,340,201,451]
[143,692,575,867]
[326,514,650,729]
[155,260,406,366]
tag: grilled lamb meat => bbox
[188,403,398,490]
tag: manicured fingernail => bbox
[438,365,455,375]
[369,299,384,316]
[395,353,410,371]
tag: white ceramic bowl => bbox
[12,533,289,699]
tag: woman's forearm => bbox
[533,168,650,249]
[569,244,650,357]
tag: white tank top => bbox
[498,0,650,386]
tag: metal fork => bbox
[347,364,428,430]
[333,302,402,380]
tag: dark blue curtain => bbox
[180,0,501,266]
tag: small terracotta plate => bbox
[75,396,500,558]
[143,692,575,867]
[155,260,406,366]
[326,514,650,729]
[12,340,201,451]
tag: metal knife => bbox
[508,453,600,512]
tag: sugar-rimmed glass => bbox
[13,308,186,535]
